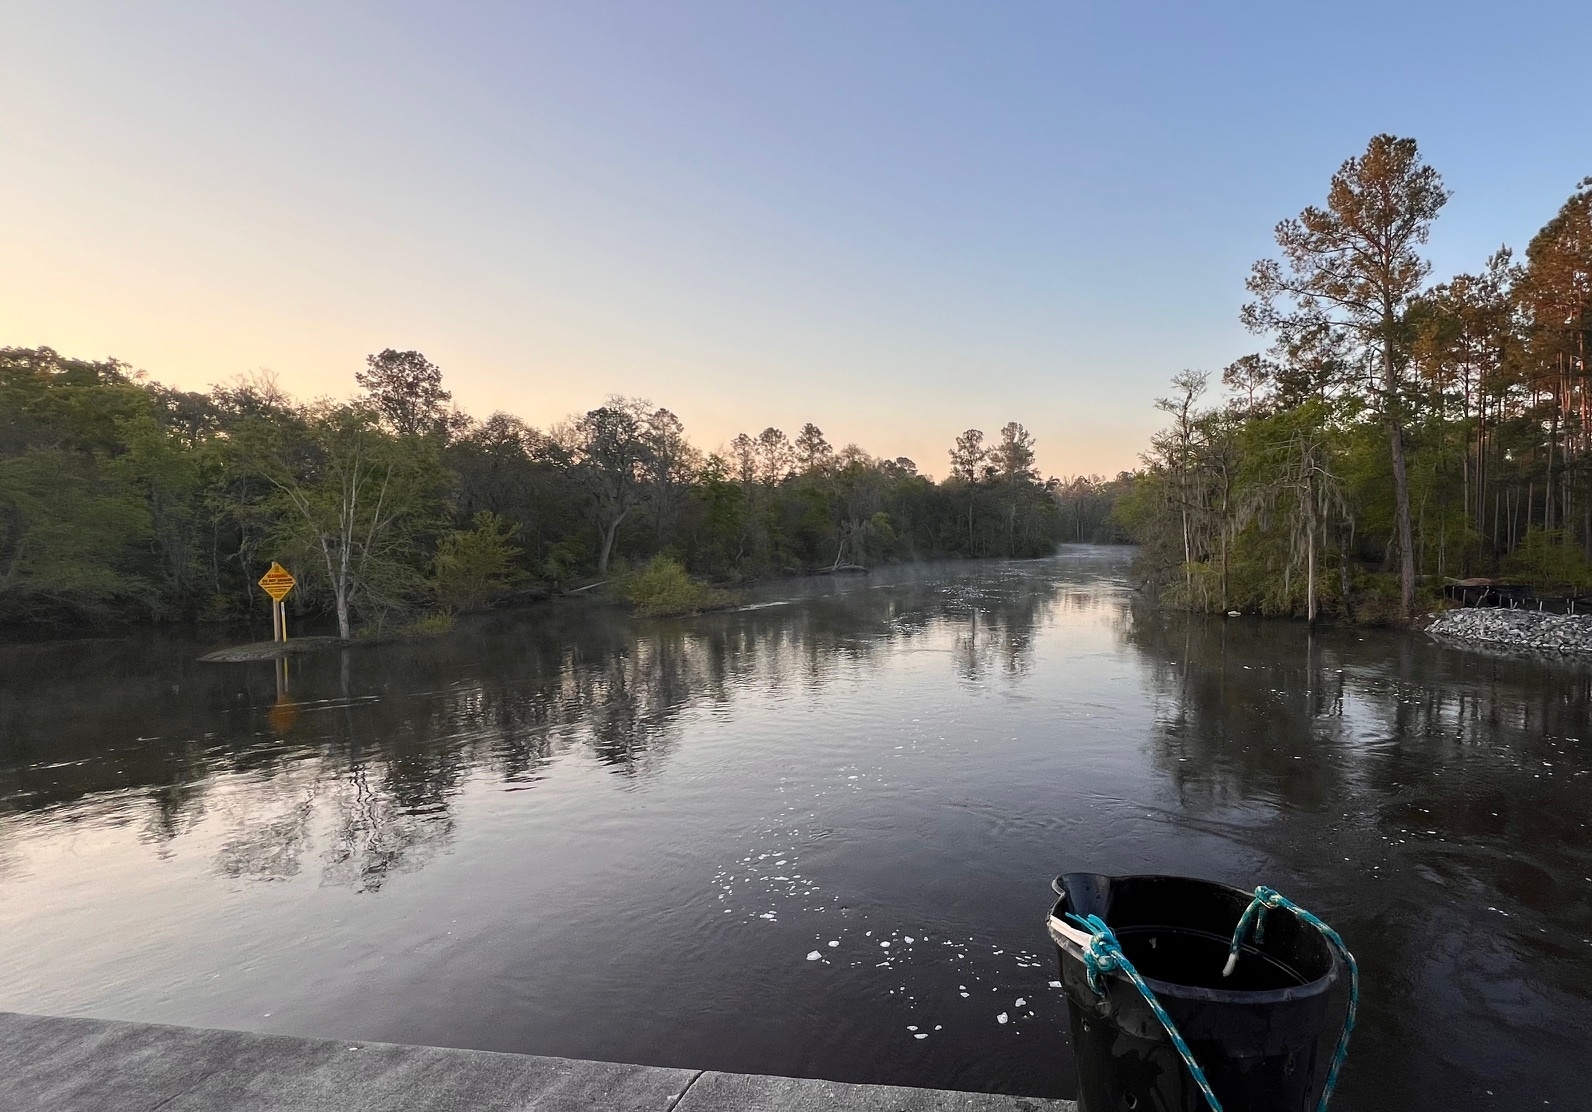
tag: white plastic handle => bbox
[1047,914,1094,950]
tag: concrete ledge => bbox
[0,1012,1075,1112]
[674,1070,1070,1112]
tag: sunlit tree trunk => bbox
[1384,309,1417,615]
[1307,508,1317,626]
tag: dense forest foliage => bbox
[0,345,1127,631]
[1118,135,1592,622]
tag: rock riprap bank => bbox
[1428,607,1592,655]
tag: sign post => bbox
[257,562,297,643]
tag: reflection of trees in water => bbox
[206,747,460,890]
[543,638,692,777]
[142,744,214,852]
[941,576,1056,682]
[213,768,319,881]
[1124,605,1592,1108]
[1125,603,1592,826]
[2,564,1070,889]
[320,761,455,892]
[1126,608,1353,811]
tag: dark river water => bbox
[1,547,1588,1110]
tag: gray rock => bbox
[1427,608,1592,656]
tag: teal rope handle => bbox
[1063,887,1357,1112]
[1223,886,1359,1112]
[1065,912,1226,1112]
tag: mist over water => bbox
[1,546,1587,1111]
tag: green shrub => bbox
[618,556,732,617]
[432,511,525,611]
[1346,571,1405,625]
[1501,528,1592,594]
[403,611,456,638]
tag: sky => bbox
[3,2,1590,478]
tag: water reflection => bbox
[1127,608,1592,1108]
[1,552,1588,1112]
[1,571,1063,892]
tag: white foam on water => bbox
[807,951,821,961]
[997,1013,1009,1024]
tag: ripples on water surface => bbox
[1,547,1588,1111]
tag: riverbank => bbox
[198,636,351,662]
[0,1012,1074,1112]
[1426,607,1592,655]
[3,551,1102,643]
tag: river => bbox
[1,546,1587,1110]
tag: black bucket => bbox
[1048,873,1341,1112]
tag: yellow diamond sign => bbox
[258,562,296,602]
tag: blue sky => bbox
[2,2,1588,475]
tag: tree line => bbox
[0,345,1127,631]
[1117,135,1592,622]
